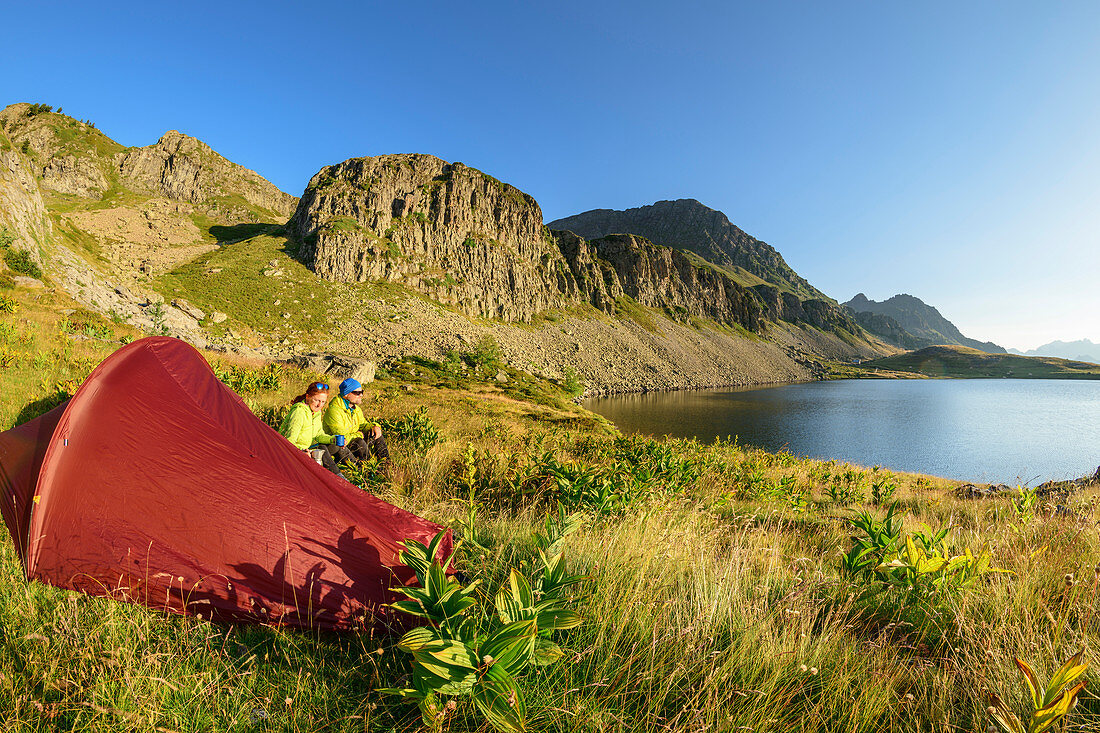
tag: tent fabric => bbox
[0,336,450,630]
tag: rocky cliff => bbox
[0,127,50,267]
[548,199,827,301]
[843,293,1005,353]
[289,154,578,320]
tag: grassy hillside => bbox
[3,283,1100,732]
[854,345,1100,379]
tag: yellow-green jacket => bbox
[323,397,379,440]
[278,402,334,450]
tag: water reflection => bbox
[585,379,1100,484]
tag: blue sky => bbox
[5,1,1099,350]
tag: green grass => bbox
[855,345,1100,379]
[153,230,425,347]
[612,296,661,333]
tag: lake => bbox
[585,379,1100,484]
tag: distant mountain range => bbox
[843,293,1006,354]
[1008,339,1100,365]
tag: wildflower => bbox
[507,690,517,708]
[482,655,495,666]
[809,667,818,675]
[375,647,384,655]
[904,693,914,702]
[285,697,293,707]
[800,664,808,672]
[445,700,457,711]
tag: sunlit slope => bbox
[860,345,1100,379]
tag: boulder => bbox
[211,311,228,324]
[14,276,44,288]
[290,353,376,384]
[171,298,206,321]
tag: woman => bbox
[278,382,356,477]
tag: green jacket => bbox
[278,402,334,450]
[323,397,379,440]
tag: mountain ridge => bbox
[1008,339,1100,364]
[548,199,828,301]
[843,292,1005,354]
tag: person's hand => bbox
[371,424,383,440]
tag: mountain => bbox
[1,101,890,393]
[548,199,827,300]
[843,293,1005,354]
[1008,339,1100,365]
[289,156,875,342]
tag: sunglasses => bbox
[348,390,364,396]
[313,382,329,390]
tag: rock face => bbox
[580,234,764,328]
[548,199,827,301]
[843,293,1005,353]
[0,131,49,267]
[289,154,579,321]
[118,131,297,219]
[41,155,109,197]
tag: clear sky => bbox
[4,1,1098,350]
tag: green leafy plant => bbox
[148,301,168,335]
[840,503,903,578]
[988,649,1088,733]
[214,363,283,394]
[380,406,441,455]
[1011,486,1040,530]
[870,477,898,505]
[0,294,16,314]
[381,530,590,732]
[561,367,584,398]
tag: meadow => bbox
[1,284,1098,732]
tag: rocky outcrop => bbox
[843,293,1005,353]
[846,309,923,350]
[582,234,764,328]
[290,154,580,321]
[41,155,109,197]
[750,284,863,333]
[549,199,827,301]
[118,131,297,219]
[0,137,49,267]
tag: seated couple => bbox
[277,378,390,477]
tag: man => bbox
[322,378,390,462]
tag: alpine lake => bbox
[585,378,1100,485]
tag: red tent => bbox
[0,336,449,630]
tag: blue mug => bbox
[335,434,346,447]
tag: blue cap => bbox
[339,378,362,396]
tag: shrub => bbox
[0,294,17,314]
[561,366,583,398]
[3,248,42,279]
